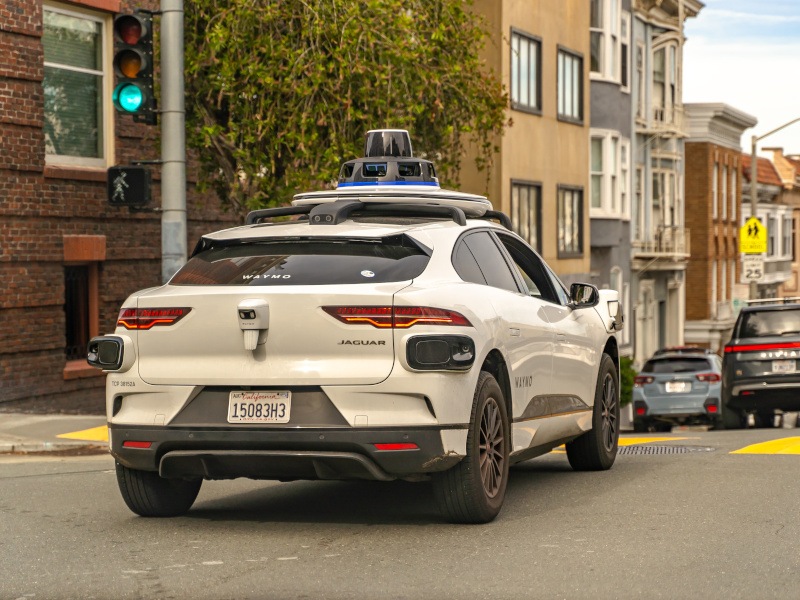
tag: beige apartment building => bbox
[464,0,592,284]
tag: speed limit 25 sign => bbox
[741,254,765,283]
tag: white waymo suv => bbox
[88,130,623,523]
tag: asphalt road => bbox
[2,429,799,600]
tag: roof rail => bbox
[245,206,311,225]
[745,296,800,306]
[245,201,467,226]
[482,210,512,230]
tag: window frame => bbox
[43,2,114,169]
[590,0,629,89]
[556,46,584,124]
[510,180,542,253]
[493,231,562,305]
[590,130,630,219]
[557,185,584,258]
[510,28,542,115]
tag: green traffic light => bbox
[113,82,144,113]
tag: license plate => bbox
[665,381,691,393]
[772,360,796,373]
[227,391,291,423]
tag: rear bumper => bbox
[727,381,800,412]
[109,424,463,481]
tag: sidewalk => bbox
[0,413,107,454]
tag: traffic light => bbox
[112,12,155,124]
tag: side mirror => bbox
[569,283,599,308]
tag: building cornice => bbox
[684,103,758,151]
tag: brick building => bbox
[1,0,234,408]
[683,103,756,352]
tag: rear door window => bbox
[171,235,430,285]
[459,231,520,293]
[642,357,712,373]
[738,309,800,338]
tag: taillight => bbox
[322,306,472,329]
[634,375,654,387]
[373,443,419,451]
[724,341,800,353]
[117,307,191,330]
[695,373,721,383]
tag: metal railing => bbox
[632,226,690,258]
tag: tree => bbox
[184,0,508,216]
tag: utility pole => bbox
[749,116,800,299]
[160,0,186,283]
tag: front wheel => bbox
[116,462,202,517]
[433,371,509,524]
[566,354,619,471]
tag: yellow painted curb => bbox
[57,425,109,443]
[731,437,800,455]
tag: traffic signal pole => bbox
[160,0,187,283]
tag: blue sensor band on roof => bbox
[337,181,440,188]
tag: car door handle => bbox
[509,328,521,337]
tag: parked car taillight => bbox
[695,373,721,383]
[704,398,719,414]
[634,375,654,387]
[322,306,472,328]
[117,307,191,330]
[724,341,800,353]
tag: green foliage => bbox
[184,0,508,216]
[619,357,636,407]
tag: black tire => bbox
[116,462,202,517]
[433,371,509,524]
[566,354,619,471]
[720,402,744,430]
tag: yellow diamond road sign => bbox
[740,216,768,254]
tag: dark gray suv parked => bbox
[721,300,800,429]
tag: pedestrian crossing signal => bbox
[107,166,151,207]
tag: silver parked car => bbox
[633,348,722,431]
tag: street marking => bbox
[552,436,688,453]
[731,437,800,454]
[57,425,109,442]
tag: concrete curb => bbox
[0,440,107,454]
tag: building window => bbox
[590,0,628,87]
[557,48,583,123]
[557,186,583,257]
[620,140,629,218]
[634,166,644,239]
[590,131,630,218]
[652,41,679,125]
[43,5,110,168]
[510,181,541,252]
[64,265,90,360]
[635,43,645,119]
[731,167,737,222]
[620,13,630,90]
[511,30,541,113]
[711,259,717,317]
[730,260,736,293]
[720,258,727,302]
[783,216,793,257]
[722,165,728,220]
[712,163,718,219]
[768,216,776,256]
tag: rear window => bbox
[641,357,712,374]
[738,308,800,338]
[171,236,430,286]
